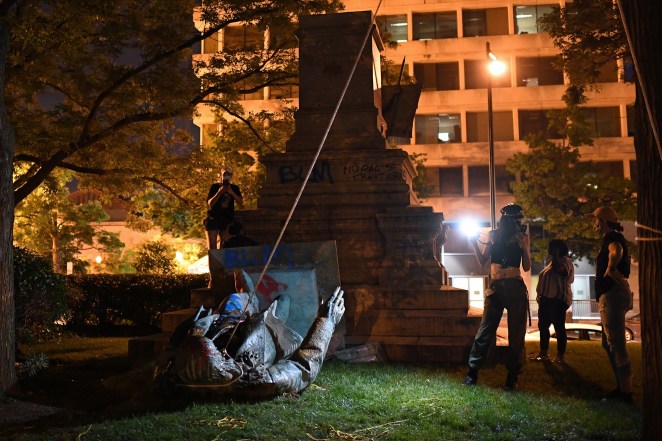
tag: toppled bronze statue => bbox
[153,270,345,400]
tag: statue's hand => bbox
[322,286,345,326]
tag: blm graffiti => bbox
[343,162,403,181]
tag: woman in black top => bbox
[463,204,531,391]
[586,206,633,403]
[205,167,243,249]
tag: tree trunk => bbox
[0,23,17,393]
[52,234,60,273]
[621,1,662,439]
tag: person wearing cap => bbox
[462,203,531,391]
[585,206,633,403]
[204,167,243,249]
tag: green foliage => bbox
[132,240,177,275]
[14,171,124,273]
[66,274,208,330]
[507,135,636,261]
[539,0,628,89]
[13,246,69,343]
[17,352,49,378]
[409,152,435,199]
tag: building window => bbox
[513,5,555,34]
[203,32,219,54]
[594,161,624,179]
[377,14,408,43]
[268,26,297,50]
[466,111,514,142]
[465,59,511,89]
[439,166,464,196]
[519,109,562,139]
[414,62,460,91]
[239,80,264,101]
[412,11,458,40]
[626,104,635,137]
[270,83,299,99]
[462,8,508,37]
[415,114,462,144]
[597,60,619,83]
[582,107,621,138]
[224,25,264,51]
[468,165,513,196]
[516,57,564,87]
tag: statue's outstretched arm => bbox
[265,287,345,394]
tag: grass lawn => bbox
[5,338,642,441]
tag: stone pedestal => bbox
[223,11,480,362]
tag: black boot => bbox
[503,371,519,391]
[462,368,478,386]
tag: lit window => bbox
[513,5,555,34]
[377,15,408,43]
[415,114,462,144]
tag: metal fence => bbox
[571,299,600,319]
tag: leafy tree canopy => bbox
[507,134,636,262]
[13,170,124,272]
[539,0,627,90]
[7,0,342,208]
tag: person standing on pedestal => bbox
[204,167,243,250]
[462,203,531,391]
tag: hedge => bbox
[66,274,208,331]
[14,246,69,342]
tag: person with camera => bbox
[205,167,243,250]
[462,203,531,391]
[532,239,573,363]
[585,206,633,404]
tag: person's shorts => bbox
[204,216,230,232]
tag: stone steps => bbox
[128,308,196,359]
[340,286,481,363]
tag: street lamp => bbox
[486,42,505,230]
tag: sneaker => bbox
[503,372,519,391]
[530,353,550,362]
[553,354,565,363]
[462,369,478,386]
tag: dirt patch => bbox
[0,355,164,437]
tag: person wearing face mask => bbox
[585,206,633,404]
[462,203,531,391]
[204,167,243,250]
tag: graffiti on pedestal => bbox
[343,163,402,181]
[279,160,334,184]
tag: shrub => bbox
[66,274,208,331]
[14,246,69,343]
[133,240,177,275]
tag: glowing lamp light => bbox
[175,251,184,262]
[459,219,480,239]
[95,255,102,264]
[488,59,506,76]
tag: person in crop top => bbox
[462,203,531,391]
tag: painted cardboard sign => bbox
[208,241,340,337]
